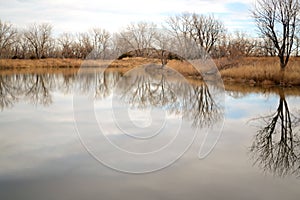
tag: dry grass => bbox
[0,67,80,75]
[84,57,200,77]
[0,58,83,68]
[1,57,300,86]
[220,57,300,86]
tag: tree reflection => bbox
[250,89,300,177]
[0,73,71,110]
[184,83,222,128]
[95,71,121,99]
[0,68,223,131]
[0,75,18,110]
[25,74,54,106]
[114,64,223,128]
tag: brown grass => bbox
[0,58,83,68]
[1,57,300,86]
[220,57,300,86]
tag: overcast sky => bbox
[0,0,256,35]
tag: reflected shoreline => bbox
[1,69,300,111]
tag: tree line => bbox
[0,0,299,63]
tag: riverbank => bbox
[1,57,300,86]
[220,57,300,86]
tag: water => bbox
[0,69,299,200]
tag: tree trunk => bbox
[279,55,287,86]
[279,65,286,86]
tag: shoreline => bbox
[1,57,300,86]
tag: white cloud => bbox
[0,0,255,34]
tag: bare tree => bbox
[0,20,17,58]
[165,13,193,46]
[190,14,225,53]
[24,23,53,59]
[58,32,75,58]
[153,30,175,66]
[73,32,93,59]
[13,32,32,59]
[90,28,111,59]
[251,0,300,82]
[116,22,157,56]
[228,31,257,57]
[165,13,225,54]
[259,37,277,56]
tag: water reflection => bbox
[25,74,54,106]
[250,89,300,177]
[0,74,56,110]
[0,75,18,110]
[0,69,223,131]
[114,64,222,128]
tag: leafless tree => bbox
[166,13,225,55]
[0,20,17,58]
[259,37,277,56]
[23,23,53,59]
[190,13,225,53]
[73,32,93,59]
[116,22,157,56]
[58,32,75,58]
[153,30,175,66]
[165,13,192,46]
[90,28,111,59]
[251,0,300,82]
[212,33,230,58]
[228,31,257,57]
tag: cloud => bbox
[0,0,255,34]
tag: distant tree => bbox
[73,33,93,59]
[165,13,193,47]
[153,30,175,66]
[190,13,225,53]
[251,0,300,83]
[228,31,257,57]
[24,23,53,59]
[212,33,230,58]
[58,33,75,58]
[166,13,225,55]
[116,22,157,56]
[90,28,111,59]
[0,20,17,58]
[13,32,32,59]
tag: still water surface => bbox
[0,69,299,200]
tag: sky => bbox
[0,0,256,35]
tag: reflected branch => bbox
[25,74,53,106]
[250,89,300,177]
[183,84,222,128]
[0,75,18,110]
[114,64,223,129]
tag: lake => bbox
[0,67,299,200]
